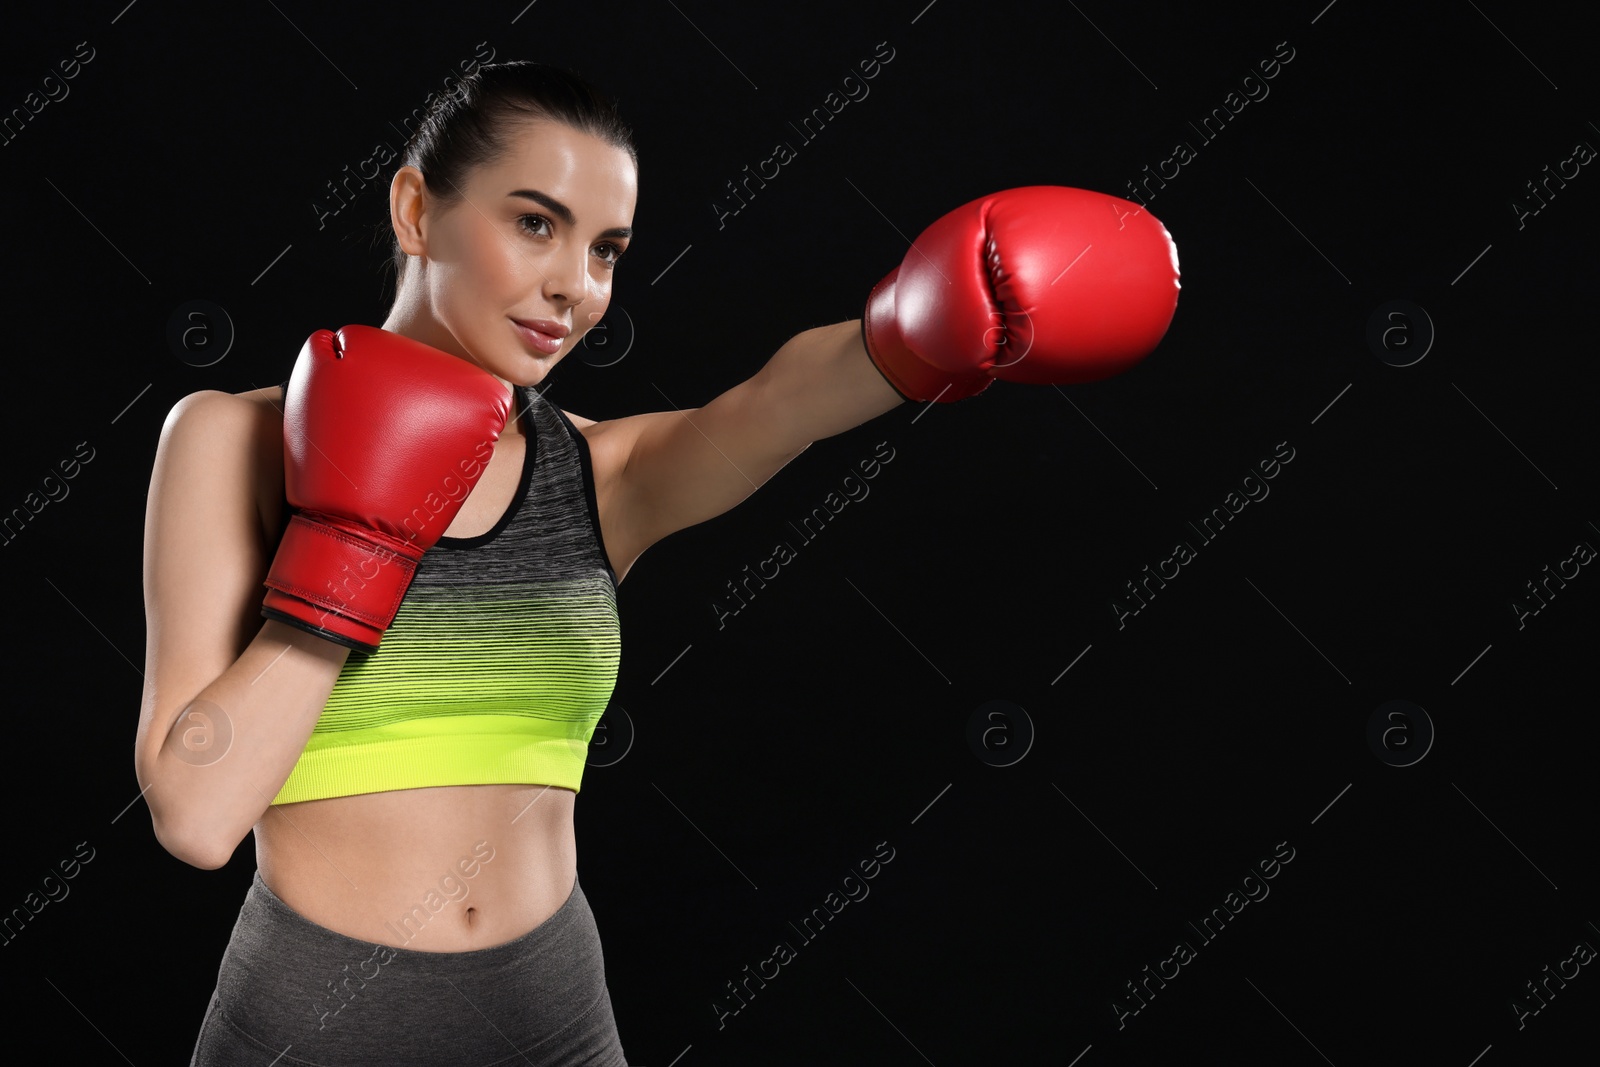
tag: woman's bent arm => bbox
[134,390,348,870]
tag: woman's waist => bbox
[254,783,578,952]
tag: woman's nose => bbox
[542,244,588,308]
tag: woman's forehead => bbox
[478,122,636,218]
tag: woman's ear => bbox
[390,165,428,260]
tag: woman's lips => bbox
[511,318,569,356]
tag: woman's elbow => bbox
[141,769,242,871]
[152,812,237,870]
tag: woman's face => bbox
[401,118,638,387]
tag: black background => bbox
[3,1,1596,1064]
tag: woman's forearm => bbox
[752,320,906,453]
[140,620,348,869]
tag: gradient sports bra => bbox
[269,382,622,805]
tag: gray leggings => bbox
[190,870,629,1066]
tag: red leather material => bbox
[862,186,1181,401]
[862,270,991,403]
[262,325,513,652]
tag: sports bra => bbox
[268,381,622,805]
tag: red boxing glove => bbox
[862,186,1181,402]
[261,325,512,653]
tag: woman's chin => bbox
[505,353,559,390]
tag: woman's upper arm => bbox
[588,322,899,562]
[134,390,275,786]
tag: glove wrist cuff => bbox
[862,271,990,404]
[261,514,422,650]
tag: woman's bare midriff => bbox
[254,783,579,952]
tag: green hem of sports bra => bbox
[270,732,589,804]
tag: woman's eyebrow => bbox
[508,189,632,240]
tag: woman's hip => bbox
[190,869,626,1066]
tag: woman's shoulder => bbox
[158,385,281,457]
[234,387,289,538]
[557,406,596,431]
[552,405,635,502]
[234,386,286,491]
[157,386,286,530]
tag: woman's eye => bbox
[595,243,625,266]
[517,215,551,237]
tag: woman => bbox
[137,62,1178,1066]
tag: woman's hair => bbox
[385,61,636,288]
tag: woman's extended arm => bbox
[134,390,349,870]
[593,186,1181,566]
